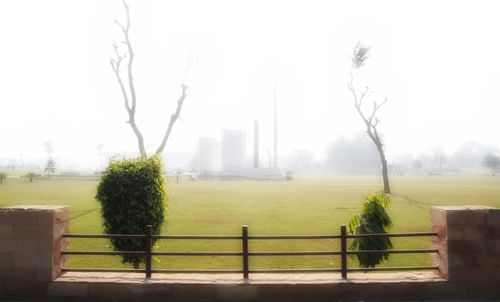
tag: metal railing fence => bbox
[61,225,439,279]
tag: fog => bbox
[1,0,499,172]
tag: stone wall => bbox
[0,205,69,296]
[1,204,500,301]
[431,205,500,282]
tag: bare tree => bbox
[483,154,500,176]
[110,1,188,156]
[347,42,391,193]
[433,151,447,175]
[44,157,56,176]
[0,172,6,184]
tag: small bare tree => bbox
[110,1,188,156]
[483,154,500,176]
[347,42,390,193]
[433,151,446,175]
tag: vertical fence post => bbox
[145,225,152,279]
[242,225,249,279]
[340,225,347,279]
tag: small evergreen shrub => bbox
[348,191,393,268]
[96,155,166,268]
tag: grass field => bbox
[1,174,500,271]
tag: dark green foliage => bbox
[348,191,393,268]
[0,172,6,184]
[96,155,166,268]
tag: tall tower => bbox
[254,119,259,168]
[221,129,246,171]
[198,137,217,174]
[273,78,278,169]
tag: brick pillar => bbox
[430,205,500,282]
[0,205,69,296]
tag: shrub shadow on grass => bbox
[390,193,428,209]
[70,208,98,221]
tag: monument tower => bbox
[254,119,259,168]
[273,79,278,169]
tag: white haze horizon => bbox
[1,0,500,170]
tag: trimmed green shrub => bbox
[96,155,166,268]
[348,191,393,268]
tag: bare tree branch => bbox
[348,73,360,107]
[155,54,194,155]
[110,0,189,156]
[155,83,188,155]
[359,86,369,105]
[110,41,131,113]
[367,98,387,124]
[349,75,371,128]
[119,1,136,113]
[114,20,126,32]
[110,0,144,154]
[110,60,131,114]
[371,119,381,143]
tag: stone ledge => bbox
[46,272,500,301]
[431,205,494,211]
[49,272,446,301]
[0,206,69,226]
[54,271,444,285]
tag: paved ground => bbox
[2,272,498,302]
[2,299,499,302]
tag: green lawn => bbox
[1,174,499,271]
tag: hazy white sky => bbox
[1,0,499,167]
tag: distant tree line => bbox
[325,138,499,174]
[405,141,499,173]
[327,134,380,172]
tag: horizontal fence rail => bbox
[347,232,438,238]
[61,225,439,279]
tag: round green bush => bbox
[96,155,166,268]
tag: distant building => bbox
[197,137,217,174]
[222,130,246,171]
[164,152,196,171]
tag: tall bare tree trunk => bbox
[366,130,391,193]
[348,42,391,194]
[377,144,391,194]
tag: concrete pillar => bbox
[0,205,69,295]
[430,205,500,282]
